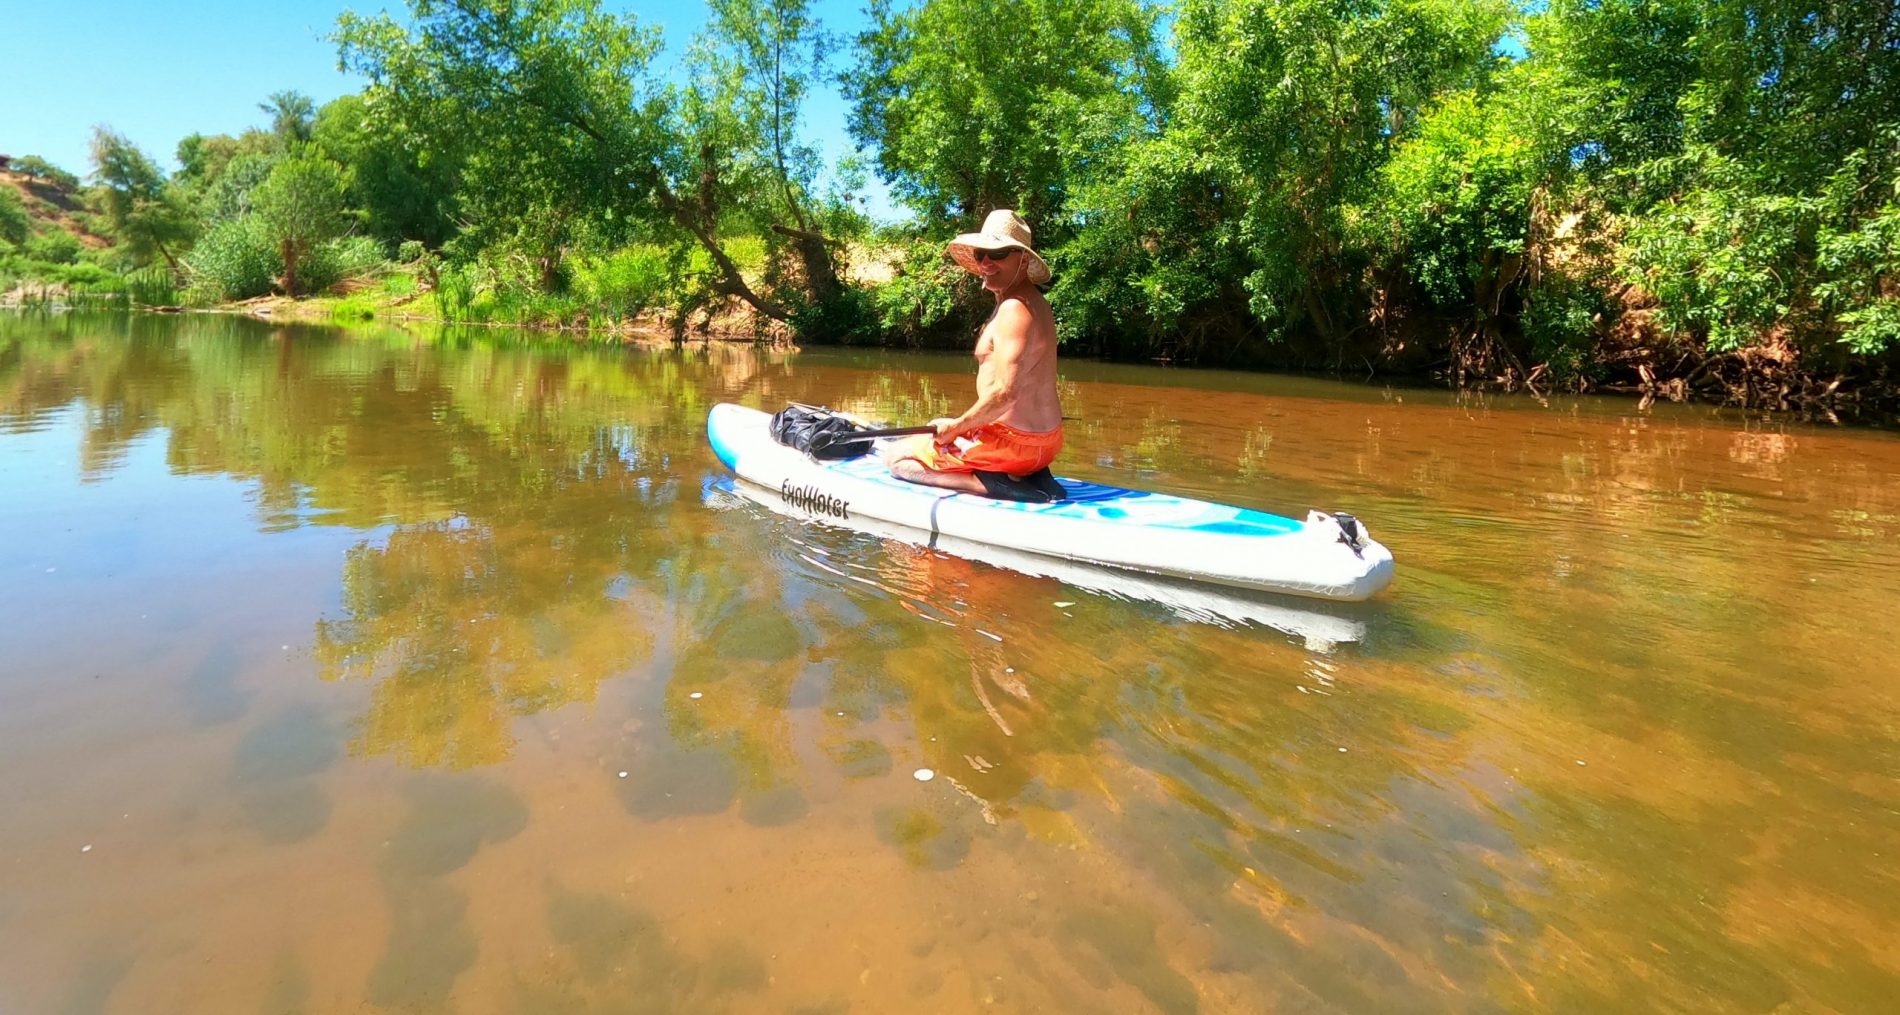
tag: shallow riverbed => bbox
[2,311,1897,1013]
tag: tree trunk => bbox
[153,238,183,279]
[647,164,793,321]
[772,223,841,304]
[282,238,298,297]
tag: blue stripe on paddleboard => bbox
[824,451,1304,538]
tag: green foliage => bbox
[198,152,279,225]
[9,155,82,190]
[720,234,767,275]
[312,93,459,246]
[569,244,677,320]
[303,235,389,293]
[691,0,831,224]
[175,130,278,196]
[0,251,105,292]
[845,0,1164,229]
[1530,0,1900,361]
[260,90,317,148]
[24,229,82,266]
[1062,115,1291,356]
[789,283,880,344]
[1164,0,1511,342]
[0,188,27,246]
[432,261,476,319]
[867,239,976,344]
[381,271,419,298]
[126,266,179,306]
[184,217,280,301]
[330,294,378,321]
[87,126,197,270]
[1522,272,1610,388]
[1620,149,1817,352]
[249,155,349,295]
[9,0,1898,396]
[1374,89,1540,307]
[1815,162,1900,356]
[337,0,668,273]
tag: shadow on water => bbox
[182,644,250,726]
[261,951,312,1015]
[382,774,529,878]
[366,773,527,1006]
[54,950,134,1015]
[366,877,477,1009]
[231,705,340,843]
[520,885,770,1014]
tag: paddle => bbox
[807,423,937,454]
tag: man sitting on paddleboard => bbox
[884,209,1064,494]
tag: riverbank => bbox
[5,286,1897,425]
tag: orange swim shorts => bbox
[895,422,1064,477]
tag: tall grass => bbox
[126,267,178,307]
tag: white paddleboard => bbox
[706,403,1395,603]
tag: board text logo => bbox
[781,480,849,519]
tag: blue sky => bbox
[0,0,897,218]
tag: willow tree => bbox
[1536,0,1900,364]
[88,127,197,273]
[1167,0,1511,346]
[689,0,845,307]
[844,0,1167,230]
[312,93,460,247]
[336,0,847,322]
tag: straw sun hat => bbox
[946,209,1051,286]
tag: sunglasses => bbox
[973,248,1018,263]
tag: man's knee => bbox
[888,457,927,481]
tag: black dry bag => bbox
[769,405,874,459]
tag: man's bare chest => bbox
[974,327,996,364]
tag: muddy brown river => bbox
[2,311,1897,1012]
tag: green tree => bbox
[184,217,281,301]
[1173,0,1509,344]
[1053,0,1509,361]
[249,154,348,295]
[25,228,84,266]
[1536,0,1900,358]
[691,0,847,307]
[260,90,318,148]
[844,0,1165,228]
[9,155,82,191]
[87,126,197,272]
[339,0,793,317]
[0,188,28,247]
[197,151,280,225]
[1815,147,1900,357]
[175,129,278,194]
[1368,79,1565,384]
[311,93,459,247]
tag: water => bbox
[2,311,1897,1013]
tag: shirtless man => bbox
[885,209,1063,494]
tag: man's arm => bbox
[936,301,1031,441]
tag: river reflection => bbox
[1,311,1898,1012]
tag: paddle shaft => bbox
[816,424,937,446]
